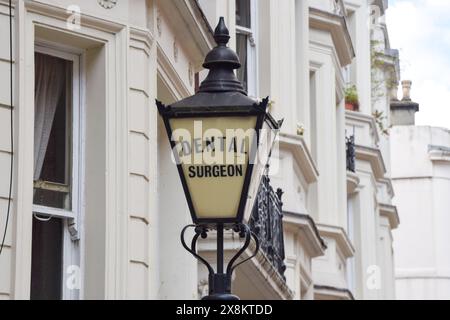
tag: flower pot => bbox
[345,102,359,111]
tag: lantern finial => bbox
[199,17,245,94]
[214,17,230,46]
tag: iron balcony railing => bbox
[249,174,286,279]
[346,135,356,173]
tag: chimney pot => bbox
[401,80,412,101]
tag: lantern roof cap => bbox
[202,17,241,70]
[170,91,258,108]
[198,17,246,94]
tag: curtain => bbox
[236,0,251,28]
[34,53,66,181]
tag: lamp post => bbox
[156,17,282,300]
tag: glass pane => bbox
[236,0,251,28]
[236,33,248,92]
[34,52,73,210]
[30,216,63,300]
[33,188,70,209]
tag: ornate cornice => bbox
[379,203,400,230]
[316,223,355,259]
[158,0,214,63]
[25,0,124,34]
[279,133,319,184]
[284,212,327,258]
[355,144,387,180]
[309,7,355,67]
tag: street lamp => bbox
[156,17,282,300]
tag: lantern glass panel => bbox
[169,116,258,220]
[243,117,279,221]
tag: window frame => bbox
[236,0,258,97]
[32,43,84,300]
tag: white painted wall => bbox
[391,126,450,300]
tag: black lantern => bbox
[156,17,282,300]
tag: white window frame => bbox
[236,0,258,97]
[343,65,352,86]
[33,43,84,301]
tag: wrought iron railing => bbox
[346,135,356,172]
[249,174,286,279]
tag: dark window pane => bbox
[236,33,248,92]
[39,87,68,184]
[33,189,69,209]
[34,52,72,210]
[236,0,251,28]
[30,217,63,300]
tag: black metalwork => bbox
[249,173,286,278]
[181,223,259,300]
[159,17,283,300]
[346,135,356,173]
[199,16,245,94]
[155,17,281,227]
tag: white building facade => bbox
[0,0,399,300]
[390,84,450,300]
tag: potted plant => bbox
[345,85,359,111]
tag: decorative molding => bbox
[309,7,355,67]
[25,0,124,34]
[129,27,154,55]
[378,177,394,198]
[316,223,355,259]
[279,133,319,184]
[314,284,355,300]
[158,0,214,62]
[157,43,191,100]
[379,203,400,230]
[156,9,162,37]
[248,241,294,300]
[355,144,387,180]
[97,0,117,10]
[346,171,360,194]
[173,38,179,62]
[333,0,341,15]
[284,212,327,258]
[182,0,215,48]
[390,100,419,112]
[429,145,450,162]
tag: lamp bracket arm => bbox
[180,224,214,276]
[226,224,260,276]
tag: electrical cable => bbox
[0,0,14,256]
